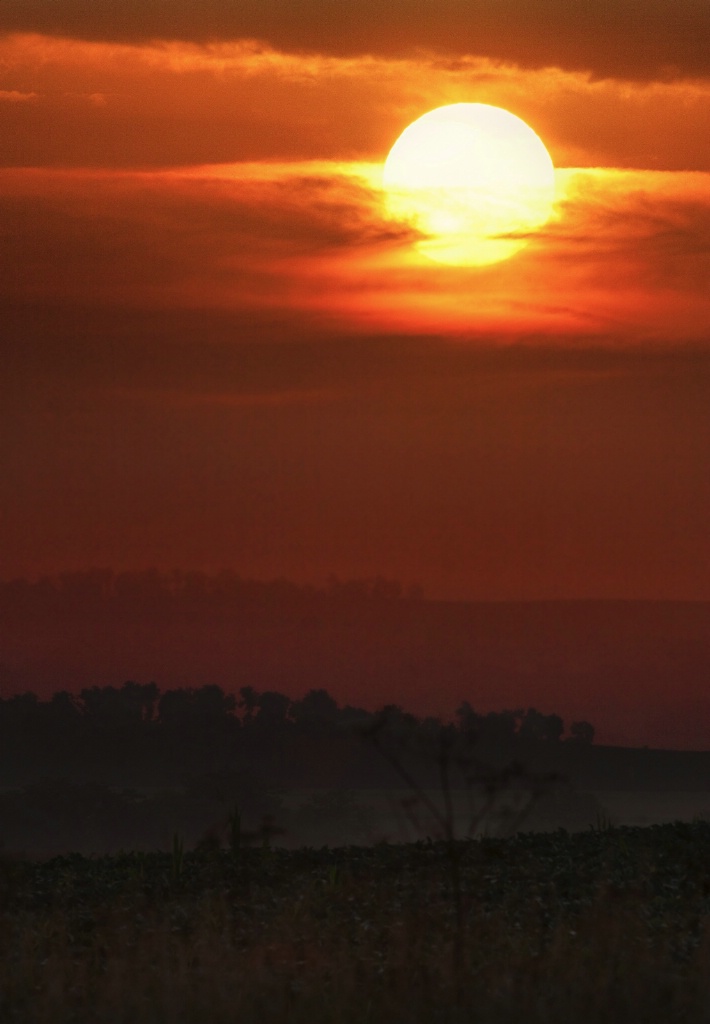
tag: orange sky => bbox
[1,2,710,603]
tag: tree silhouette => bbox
[479,709,524,744]
[290,688,340,734]
[519,707,564,743]
[255,690,291,726]
[238,685,259,727]
[569,720,595,745]
[454,700,482,737]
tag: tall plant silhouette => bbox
[358,706,563,992]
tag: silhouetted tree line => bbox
[0,682,595,791]
[0,682,597,854]
[0,568,425,615]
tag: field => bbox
[2,820,710,1023]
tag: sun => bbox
[382,103,556,267]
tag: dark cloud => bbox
[2,0,709,81]
[0,168,403,319]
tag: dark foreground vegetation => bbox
[3,680,710,1020]
[2,820,710,1023]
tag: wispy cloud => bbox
[2,1,709,81]
[1,35,709,171]
[2,162,708,345]
[0,88,37,101]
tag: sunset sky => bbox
[2,0,709,601]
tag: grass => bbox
[2,820,710,1023]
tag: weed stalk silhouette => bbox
[358,708,562,996]
[171,830,185,883]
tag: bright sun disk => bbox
[382,103,556,267]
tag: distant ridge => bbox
[1,572,708,751]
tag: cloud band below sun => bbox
[1,160,708,344]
